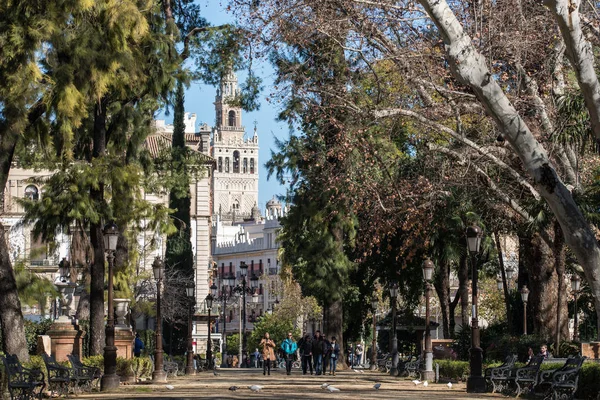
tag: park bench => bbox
[514,355,544,397]
[149,354,179,377]
[42,353,75,397]
[67,353,101,392]
[403,355,422,379]
[376,353,392,373]
[0,354,45,400]
[537,356,586,400]
[484,353,518,393]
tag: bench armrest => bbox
[552,368,580,386]
[516,366,539,380]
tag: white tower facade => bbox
[211,72,259,220]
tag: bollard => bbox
[435,363,439,383]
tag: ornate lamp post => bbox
[152,257,167,383]
[496,276,504,291]
[505,265,515,290]
[370,296,378,370]
[520,285,529,335]
[571,274,581,341]
[232,262,256,367]
[389,281,399,376]
[205,293,214,369]
[185,284,196,375]
[466,223,485,393]
[100,222,120,391]
[421,258,435,381]
[213,279,234,368]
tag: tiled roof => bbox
[143,134,215,165]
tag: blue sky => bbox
[160,1,290,211]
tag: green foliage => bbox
[435,360,470,381]
[137,330,156,356]
[452,328,472,361]
[14,261,59,315]
[481,331,559,363]
[24,319,53,355]
[226,334,240,356]
[82,355,105,373]
[247,313,300,353]
[116,357,134,377]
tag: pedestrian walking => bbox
[134,333,144,357]
[260,332,276,376]
[329,336,340,376]
[312,330,325,375]
[355,343,364,367]
[253,348,261,368]
[281,332,298,375]
[299,334,313,375]
[322,336,331,374]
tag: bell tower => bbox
[211,71,259,221]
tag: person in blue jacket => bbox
[280,332,298,375]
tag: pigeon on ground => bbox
[213,371,220,376]
[423,381,429,387]
[447,382,453,389]
[165,384,175,390]
[248,385,263,392]
[321,383,330,389]
[412,379,422,385]
[373,383,381,390]
[327,385,340,392]
[229,386,239,391]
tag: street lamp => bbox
[520,285,529,335]
[496,276,504,291]
[205,294,214,369]
[505,266,515,290]
[152,256,167,383]
[232,262,255,367]
[421,258,435,381]
[571,274,581,341]
[214,279,234,368]
[185,284,196,375]
[465,223,485,393]
[100,222,120,391]
[389,281,399,376]
[370,296,378,371]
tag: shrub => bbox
[82,355,104,373]
[116,357,134,377]
[435,360,470,381]
[24,319,53,355]
[131,357,153,379]
[577,362,600,400]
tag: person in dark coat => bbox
[312,330,325,375]
[322,336,331,374]
[299,334,313,375]
[329,336,340,375]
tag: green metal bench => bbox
[485,353,518,393]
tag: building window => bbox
[250,159,255,174]
[225,157,230,173]
[24,185,39,201]
[233,151,240,173]
[228,110,236,127]
[218,157,223,173]
[243,158,248,173]
[232,200,239,211]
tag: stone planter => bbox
[114,298,131,328]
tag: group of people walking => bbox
[297,330,340,376]
[257,330,341,376]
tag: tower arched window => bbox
[250,158,255,174]
[228,110,236,127]
[233,151,240,173]
[232,200,240,211]
[218,157,223,173]
[243,158,248,173]
[24,185,39,201]
[225,157,230,173]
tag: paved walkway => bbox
[76,368,506,399]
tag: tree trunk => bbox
[449,290,460,339]
[88,101,107,355]
[0,127,29,361]
[433,261,451,338]
[494,231,513,334]
[418,0,600,340]
[458,255,469,330]
[553,221,569,355]
[544,0,600,143]
[522,233,560,340]
[323,299,345,369]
